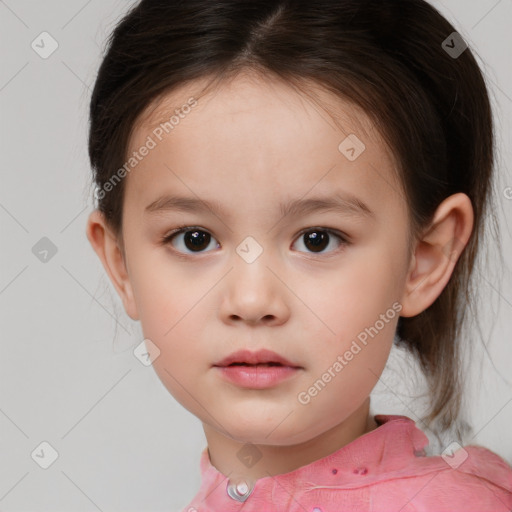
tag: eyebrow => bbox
[144,193,374,220]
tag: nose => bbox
[219,252,290,327]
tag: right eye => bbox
[160,226,220,255]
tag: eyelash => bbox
[159,224,350,259]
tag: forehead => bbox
[124,71,405,219]
[135,71,380,152]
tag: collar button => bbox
[226,479,253,502]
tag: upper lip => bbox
[213,349,302,368]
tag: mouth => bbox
[213,348,302,369]
[214,360,302,388]
[226,362,286,367]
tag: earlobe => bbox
[85,210,140,320]
[399,193,474,318]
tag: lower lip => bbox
[214,364,301,389]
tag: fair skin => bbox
[86,71,474,487]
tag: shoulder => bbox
[368,415,512,510]
[397,444,512,511]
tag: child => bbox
[85,0,512,510]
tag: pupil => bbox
[305,231,328,252]
[185,230,210,251]
[181,230,329,253]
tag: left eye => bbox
[292,228,348,254]
[161,227,348,256]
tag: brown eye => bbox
[181,229,211,252]
[162,227,219,254]
[303,230,329,252]
[161,225,348,258]
[293,228,348,255]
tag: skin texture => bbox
[86,71,474,487]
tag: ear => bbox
[399,193,474,318]
[86,209,139,320]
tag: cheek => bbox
[302,254,401,341]
[129,247,209,335]
[134,267,210,410]
[294,248,401,395]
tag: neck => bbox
[203,397,377,485]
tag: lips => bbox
[227,362,282,367]
[213,348,301,368]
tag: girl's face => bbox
[108,72,413,447]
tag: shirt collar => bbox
[195,414,429,504]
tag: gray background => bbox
[0,0,511,510]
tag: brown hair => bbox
[88,0,502,434]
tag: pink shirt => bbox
[182,414,512,511]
